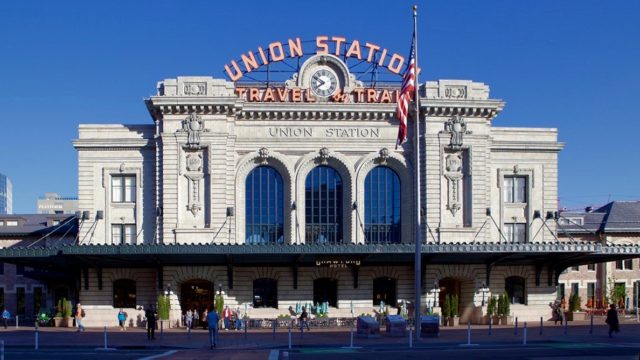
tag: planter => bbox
[499,315,512,325]
[53,317,70,327]
[565,311,586,321]
[448,316,460,327]
[483,315,494,325]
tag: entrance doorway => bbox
[180,280,214,324]
[313,278,337,307]
[439,277,461,316]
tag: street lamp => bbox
[480,282,489,307]
[432,280,440,307]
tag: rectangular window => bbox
[503,176,527,203]
[616,259,633,270]
[571,266,580,272]
[16,264,24,275]
[571,282,579,296]
[0,288,4,308]
[16,287,25,315]
[111,224,136,245]
[504,223,527,243]
[557,283,565,300]
[33,287,43,312]
[587,263,596,271]
[0,262,3,275]
[587,282,595,306]
[6,220,18,226]
[111,175,136,203]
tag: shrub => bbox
[451,294,459,317]
[569,293,582,312]
[215,294,224,315]
[487,295,497,316]
[443,294,451,318]
[501,292,511,316]
[156,295,170,320]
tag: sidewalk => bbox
[0,318,639,352]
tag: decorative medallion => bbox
[186,153,203,172]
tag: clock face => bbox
[310,68,338,97]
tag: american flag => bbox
[396,35,416,146]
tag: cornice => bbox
[421,98,505,120]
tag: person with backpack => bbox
[1,306,10,329]
[117,308,128,331]
[75,303,86,332]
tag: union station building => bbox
[1,44,638,327]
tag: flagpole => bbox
[412,4,423,341]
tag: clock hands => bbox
[312,75,325,87]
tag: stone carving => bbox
[443,116,471,150]
[183,82,207,96]
[318,147,330,165]
[180,113,207,148]
[185,174,203,216]
[378,148,390,165]
[444,152,464,216]
[119,163,127,173]
[444,86,467,99]
[186,153,203,172]
[258,147,270,165]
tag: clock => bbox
[310,68,339,97]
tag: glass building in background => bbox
[0,173,12,214]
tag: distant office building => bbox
[0,173,12,214]
[36,192,78,215]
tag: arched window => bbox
[113,279,136,308]
[505,276,526,305]
[313,278,338,307]
[373,277,397,306]
[364,166,401,243]
[305,166,343,244]
[253,278,278,308]
[246,166,284,244]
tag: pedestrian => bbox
[1,306,10,329]
[75,303,86,332]
[550,300,563,325]
[299,306,310,331]
[202,308,208,329]
[223,305,231,330]
[207,306,220,349]
[193,307,200,328]
[145,304,157,340]
[185,309,193,329]
[234,306,242,331]
[118,308,128,331]
[605,304,620,338]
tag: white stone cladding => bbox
[73,73,564,326]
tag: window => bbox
[587,263,596,271]
[557,283,565,300]
[111,224,136,245]
[111,175,136,203]
[0,220,3,226]
[6,220,17,226]
[571,282,579,296]
[571,266,580,272]
[253,278,278,308]
[52,220,60,226]
[245,167,284,245]
[0,287,4,308]
[373,277,397,306]
[16,264,24,275]
[616,259,633,270]
[503,176,527,203]
[16,287,25,315]
[305,166,343,244]
[0,262,3,275]
[33,287,43,312]
[113,279,136,308]
[587,283,595,306]
[313,278,338,307]
[364,167,401,244]
[504,223,527,243]
[505,276,526,304]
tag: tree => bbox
[569,293,582,312]
[487,295,497,316]
[156,295,170,320]
[451,294,459,317]
[443,294,451,318]
[215,293,224,315]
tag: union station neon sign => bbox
[225,35,407,82]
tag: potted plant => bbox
[486,295,497,325]
[156,294,171,326]
[54,298,72,327]
[566,293,584,321]
[450,294,460,326]
[498,293,512,325]
[442,294,451,326]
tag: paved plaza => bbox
[1,318,640,359]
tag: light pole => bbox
[480,282,489,307]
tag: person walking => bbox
[207,306,220,349]
[234,306,242,331]
[193,307,200,328]
[117,308,128,331]
[145,304,157,340]
[299,306,310,332]
[606,303,620,338]
[223,305,231,331]
[1,306,10,329]
[75,303,86,332]
[185,309,193,329]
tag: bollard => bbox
[523,322,527,345]
[590,314,594,335]
[188,325,191,340]
[288,325,292,350]
[467,322,471,345]
[35,324,39,350]
[539,316,543,335]
[1,339,4,360]
[244,319,247,340]
[160,320,163,339]
[15,315,18,329]
[488,316,492,335]
[564,318,568,335]
[349,323,354,348]
[514,317,518,336]
[104,325,108,350]
[272,320,276,340]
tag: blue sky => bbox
[1,0,638,213]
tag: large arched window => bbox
[253,278,278,308]
[113,279,136,308]
[364,166,401,243]
[246,166,284,244]
[305,166,343,244]
[313,278,338,307]
[505,276,526,305]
